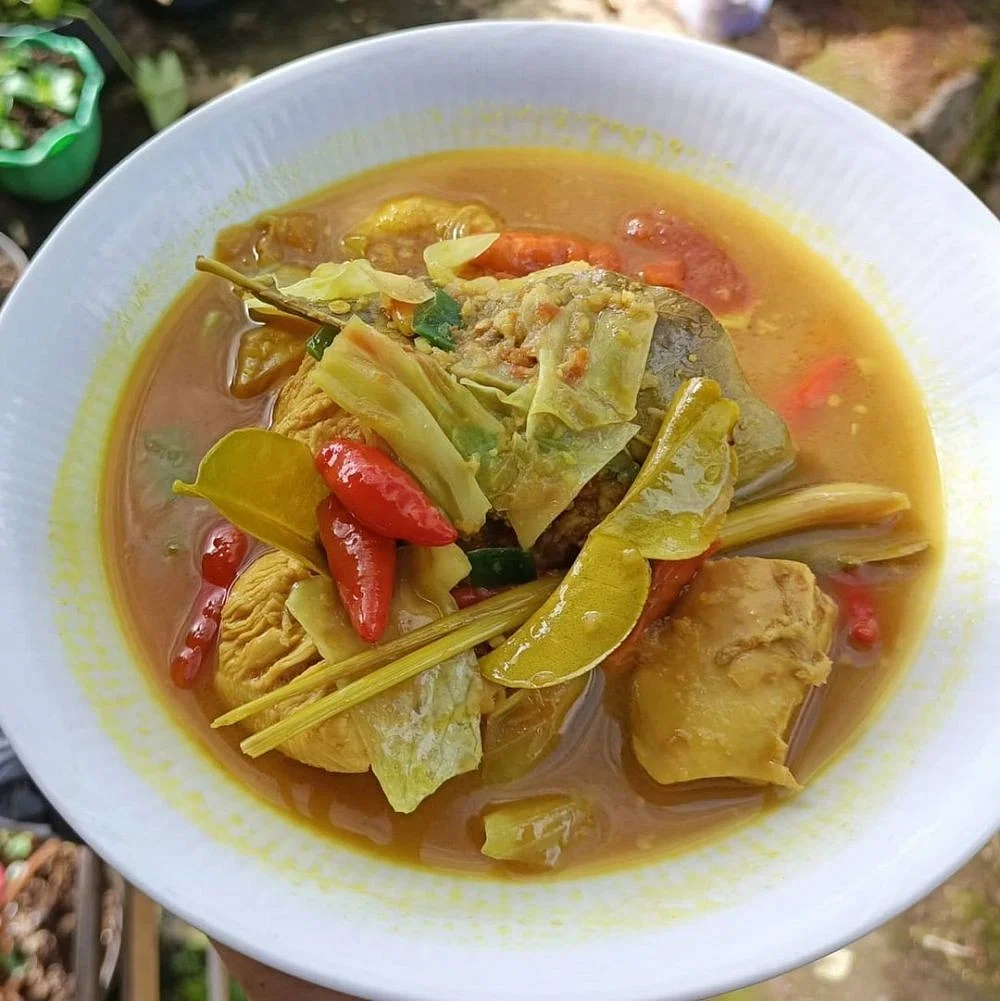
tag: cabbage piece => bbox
[527,284,657,434]
[287,545,484,813]
[597,378,739,560]
[310,317,492,534]
[281,258,432,305]
[482,676,589,784]
[424,233,500,284]
[173,428,328,571]
[424,234,589,295]
[483,422,639,549]
[481,795,596,869]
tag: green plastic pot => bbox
[0,32,104,202]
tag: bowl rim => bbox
[2,19,999,1001]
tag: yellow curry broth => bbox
[103,148,941,875]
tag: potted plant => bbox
[0,32,102,200]
[0,0,187,133]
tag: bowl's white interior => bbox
[0,23,998,1001]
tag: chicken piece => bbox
[217,551,369,773]
[630,557,837,790]
[272,354,364,454]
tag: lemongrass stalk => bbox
[719,483,910,552]
[195,256,346,329]
[241,601,537,758]
[751,531,928,569]
[213,577,558,729]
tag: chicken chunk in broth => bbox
[103,148,941,875]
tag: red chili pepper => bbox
[170,581,226,688]
[317,495,396,644]
[451,584,502,609]
[829,571,881,650]
[316,439,457,547]
[780,354,854,422]
[170,522,247,689]
[604,544,717,674]
[473,231,622,277]
[201,523,249,588]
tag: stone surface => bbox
[797,24,990,130]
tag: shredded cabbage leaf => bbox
[482,422,639,548]
[527,287,657,435]
[310,318,492,534]
[423,234,589,295]
[286,545,484,813]
[481,795,596,869]
[282,258,432,305]
[482,676,589,784]
[424,232,499,284]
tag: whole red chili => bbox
[316,494,397,644]
[169,522,247,688]
[316,439,457,547]
[201,523,249,588]
[170,581,226,688]
[829,570,881,650]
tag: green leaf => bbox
[482,676,588,783]
[135,50,187,132]
[0,119,25,151]
[173,428,328,571]
[597,377,739,560]
[30,0,65,17]
[481,795,595,869]
[412,287,462,350]
[30,64,81,114]
[479,530,650,689]
[283,258,431,306]
[305,324,337,361]
[467,547,536,588]
[0,947,27,978]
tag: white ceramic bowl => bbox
[0,22,998,1001]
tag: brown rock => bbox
[798,24,990,130]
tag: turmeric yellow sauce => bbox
[102,148,942,875]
